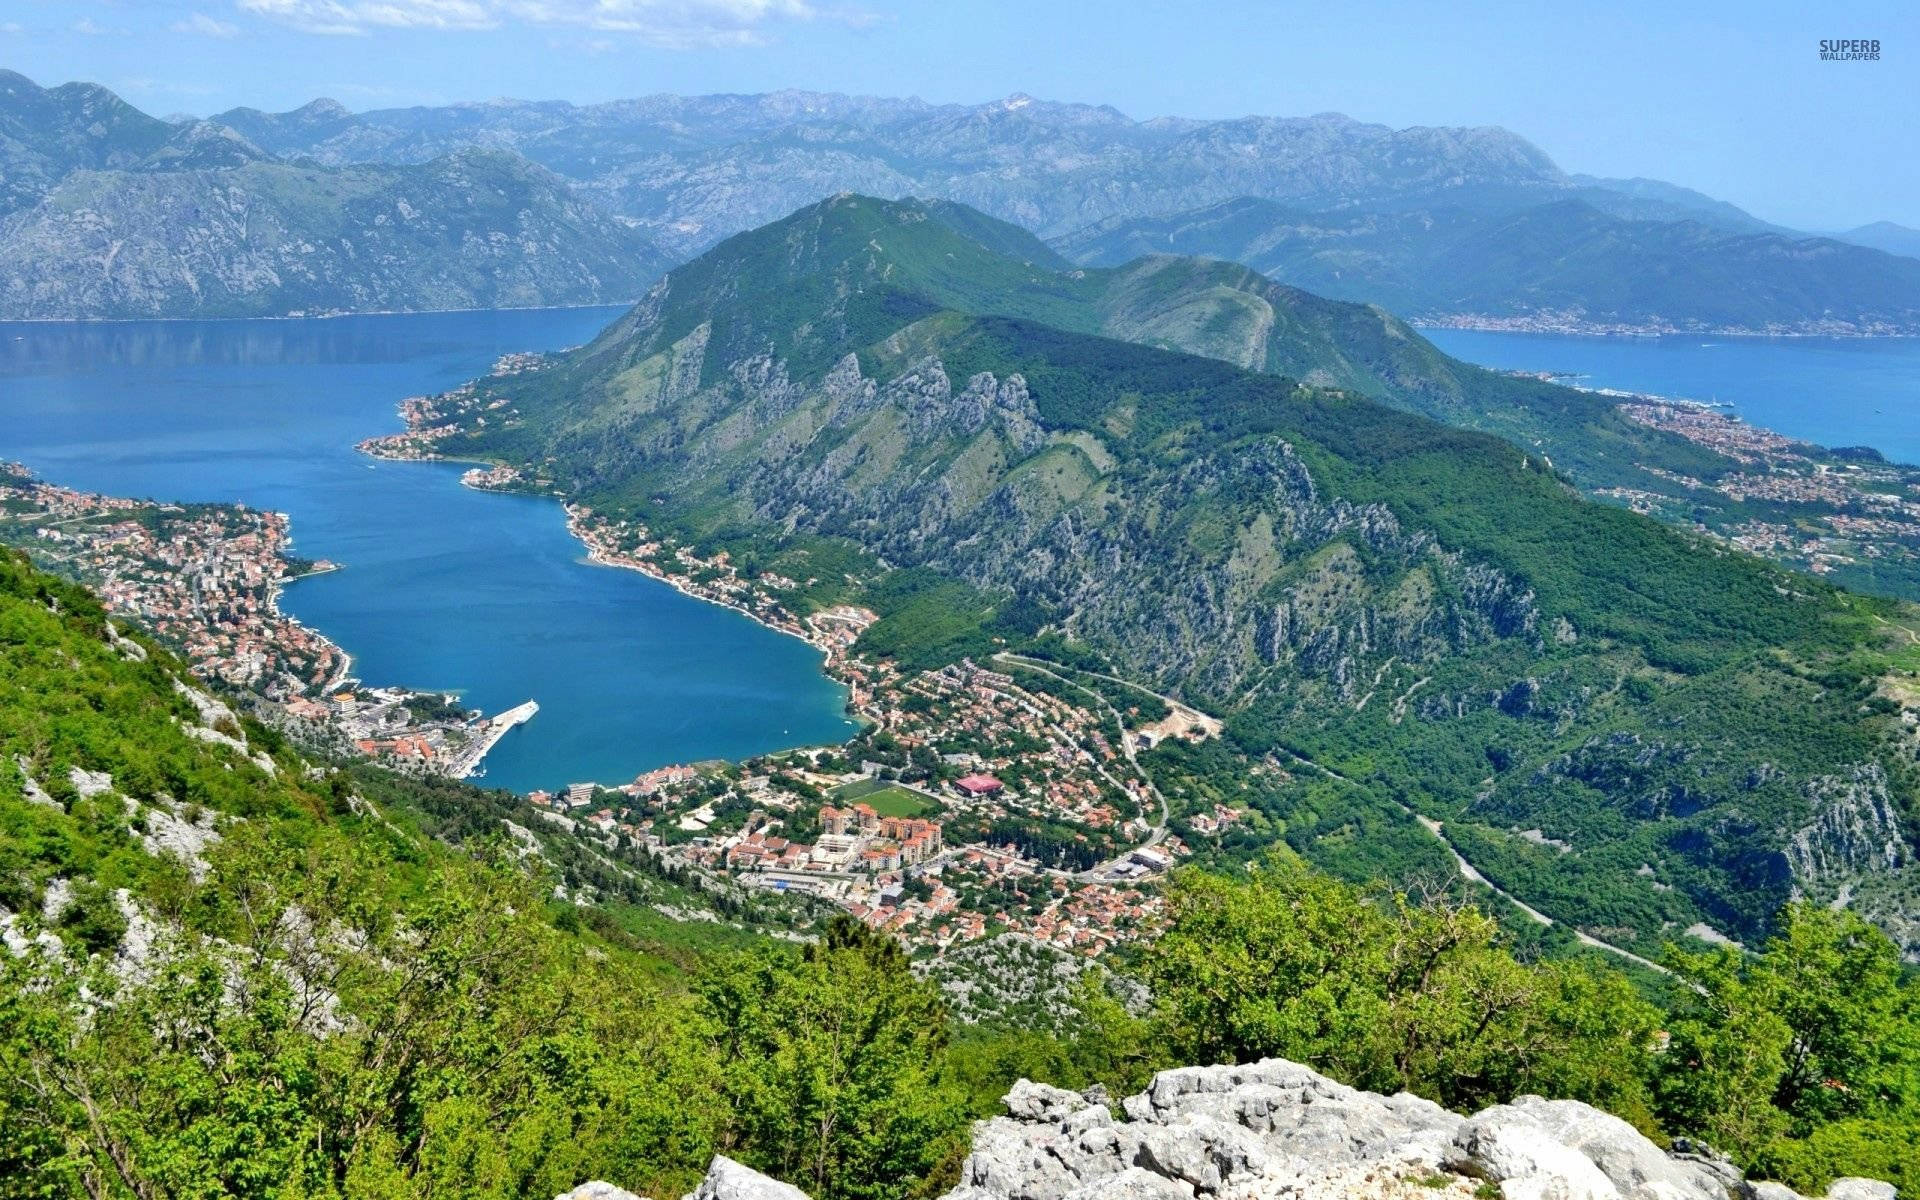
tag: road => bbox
[1269,744,1672,977]
[990,653,1676,972]
[991,652,1176,881]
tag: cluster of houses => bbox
[1,470,345,699]
[724,800,945,874]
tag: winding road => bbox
[993,653,1677,975]
[991,652,1176,880]
[1269,745,1672,976]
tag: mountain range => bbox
[201,83,1920,333]
[422,194,1920,960]
[1055,196,1920,333]
[0,70,669,319]
[6,70,1920,330]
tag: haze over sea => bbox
[0,309,857,794]
[1425,330,1920,467]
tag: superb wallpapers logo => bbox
[1819,38,1881,61]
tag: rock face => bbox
[941,1060,1887,1200]
[556,1184,645,1200]
[0,146,671,320]
[683,1156,813,1200]
[565,1060,1895,1200]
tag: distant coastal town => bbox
[1416,312,1920,338]
[0,462,535,783]
[1510,383,1920,582]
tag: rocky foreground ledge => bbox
[559,1058,1897,1200]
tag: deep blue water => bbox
[1424,330,1920,467]
[0,310,857,793]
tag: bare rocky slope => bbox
[560,1059,1896,1200]
[0,71,671,319]
[209,90,1568,257]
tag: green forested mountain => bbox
[531,191,1720,493]
[432,194,1920,961]
[1056,195,1920,333]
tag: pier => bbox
[455,699,539,778]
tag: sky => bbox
[2,0,1916,231]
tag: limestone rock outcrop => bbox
[943,1060,1893,1200]
[562,1059,1896,1200]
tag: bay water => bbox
[0,310,857,794]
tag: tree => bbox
[1752,905,1918,1130]
[1142,860,1660,1116]
[1656,903,1920,1180]
[699,917,968,1200]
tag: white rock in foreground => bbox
[944,1060,1895,1200]
[556,1183,644,1200]
[565,1059,1898,1200]
[683,1156,813,1200]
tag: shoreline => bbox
[562,503,841,659]
[0,301,636,328]
[363,445,870,784]
[558,505,872,787]
[1412,319,1920,341]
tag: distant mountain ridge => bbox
[192,82,1920,332]
[1055,195,1920,334]
[1840,220,1920,260]
[0,71,670,319]
[8,68,1918,329]
[205,88,1574,255]
[0,68,175,214]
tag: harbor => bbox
[453,699,540,778]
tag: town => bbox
[0,463,348,697]
[359,392,1265,959]
[1607,400,1920,579]
[522,505,1224,957]
[0,463,534,782]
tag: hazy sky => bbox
[4,0,1915,231]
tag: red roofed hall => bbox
[954,773,1004,797]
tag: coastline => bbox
[357,438,869,786]
[270,534,357,696]
[1411,318,1920,340]
[0,300,636,327]
[560,502,853,664]
[557,502,872,784]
